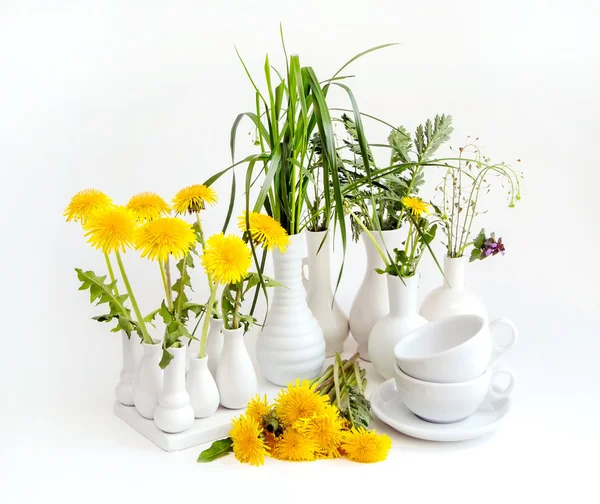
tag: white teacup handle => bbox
[487,367,516,401]
[489,318,518,362]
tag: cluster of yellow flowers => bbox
[229,380,392,466]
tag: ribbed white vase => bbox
[303,230,349,356]
[349,229,404,360]
[114,331,142,406]
[256,233,326,386]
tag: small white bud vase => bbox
[349,229,404,360]
[216,327,258,408]
[420,256,488,322]
[132,341,164,419]
[256,233,326,385]
[187,318,224,377]
[186,356,220,418]
[369,274,427,380]
[154,346,194,433]
[302,230,349,357]
[114,331,142,406]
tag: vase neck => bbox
[388,275,419,317]
[444,256,466,291]
[222,327,244,347]
[363,229,404,266]
[305,231,332,292]
[163,346,185,393]
[209,318,224,333]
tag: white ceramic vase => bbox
[369,275,428,380]
[216,327,258,409]
[302,230,349,357]
[154,346,194,433]
[114,331,142,406]
[420,256,488,322]
[349,229,404,360]
[186,355,220,418]
[256,233,326,386]
[188,318,223,377]
[132,341,164,419]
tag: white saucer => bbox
[370,379,511,442]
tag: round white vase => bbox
[420,256,488,322]
[188,318,224,377]
[349,229,404,361]
[154,346,194,433]
[302,230,349,357]
[369,275,428,380]
[114,331,142,406]
[256,233,326,386]
[186,355,220,418]
[216,327,258,409]
[132,341,164,419]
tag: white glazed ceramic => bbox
[370,378,511,442]
[154,346,194,433]
[368,275,428,380]
[114,331,142,406]
[349,229,404,360]
[420,256,488,322]
[217,327,258,409]
[302,230,349,357]
[256,233,326,385]
[132,341,164,419]
[188,318,223,377]
[394,365,515,424]
[394,314,518,383]
[186,355,220,418]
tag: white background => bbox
[1,1,599,502]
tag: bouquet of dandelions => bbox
[65,184,220,367]
[198,354,391,466]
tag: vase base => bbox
[357,344,371,362]
[325,341,346,358]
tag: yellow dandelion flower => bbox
[341,427,392,463]
[275,379,329,427]
[135,217,196,262]
[172,184,218,214]
[64,189,113,224]
[294,404,345,458]
[201,233,251,285]
[229,414,269,467]
[246,394,271,426]
[272,428,318,462]
[126,192,170,222]
[238,211,290,252]
[83,205,136,254]
[401,196,430,217]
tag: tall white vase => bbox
[302,230,349,357]
[154,346,194,433]
[420,256,488,322]
[349,229,404,361]
[188,318,224,377]
[216,327,257,409]
[132,341,164,419]
[256,233,326,386]
[114,331,142,406]
[369,275,428,380]
[186,355,220,418]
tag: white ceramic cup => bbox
[393,314,517,383]
[394,364,516,423]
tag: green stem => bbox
[104,252,120,296]
[349,213,389,266]
[176,255,187,319]
[159,261,169,306]
[164,256,174,312]
[115,252,153,344]
[196,213,220,319]
[199,281,218,358]
[457,241,475,256]
[231,284,243,330]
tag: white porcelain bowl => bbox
[394,364,515,424]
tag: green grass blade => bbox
[330,43,399,81]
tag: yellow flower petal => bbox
[64,189,113,224]
[230,414,269,466]
[83,205,136,254]
[341,427,392,463]
[135,217,196,262]
[401,196,430,217]
[172,184,218,215]
[126,192,170,222]
[274,379,329,427]
[201,233,251,285]
[238,211,290,252]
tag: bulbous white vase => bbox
[256,233,326,386]
[114,331,142,406]
[349,229,404,361]
[369,275,428,380]
[420,256,488,322]
[302,230,349,357]
[188,318,223,377]
[154,346,194,433]
[186,355,220,418]
[216,327,258,409]
[132,341,164,419]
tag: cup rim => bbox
[395,362,490,387]
[393,314,486,362]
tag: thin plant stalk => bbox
[104,252,119,296]
[199,281,218,358]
